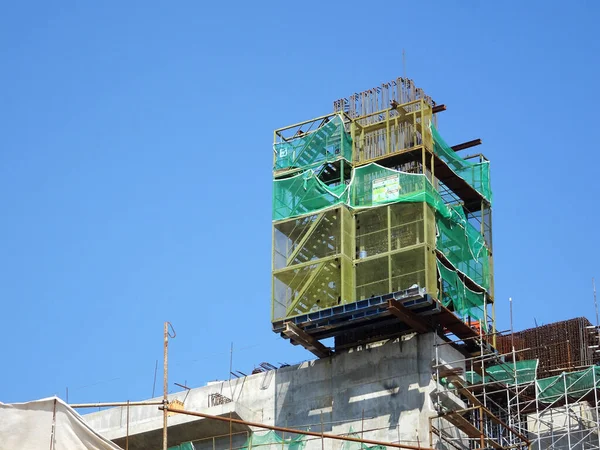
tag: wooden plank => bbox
[387,299,430,333]
[283,322,332,359]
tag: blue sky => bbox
[1,1,599,404]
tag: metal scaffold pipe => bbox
[69,401,163,408]
[161,406,432,450]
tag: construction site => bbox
[4,76,600,450]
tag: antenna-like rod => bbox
[594,277,598,328]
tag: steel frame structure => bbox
[271,77,496,353]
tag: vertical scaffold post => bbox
[564,373,572,450]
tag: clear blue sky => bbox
[1,1,599,405]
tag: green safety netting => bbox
[464,360,538,386]
[273,163,451,222]
[274,115,352,171]
[341,428,386,450]
[274,163,491,295]
[349,164,450,215]
[537,366,600,404]
[273,170,349,220]
[437,206,490,290]
[272,124,493,320]
[168,443,194,450]
[437,260,486,328]
[430,123,492,202]
[240,431,306,450]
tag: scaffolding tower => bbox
[431,318,600,449]
[271,77,494,355]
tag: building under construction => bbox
[81,77,600,450]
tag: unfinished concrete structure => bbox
[84,319,600,450]
[85,333,466,450]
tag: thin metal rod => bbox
[70,401,164,408]
[594,278,599,326]
[229,342,233,450]
[163,322,168,450]
[509,297,514,353]
[126,400,130,450]
[162,406,433,450]
[320,412,324,450]
[163,322,175,450]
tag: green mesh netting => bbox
[349,164,450,216]
[274,115,352,171]
[430,123,492,202]
[487,360,538,385]
[464,360,538,386]
[272,125,493,322]
[437,206,490,290]
[537,366,600,404]
[274,163,491,302]
[241,431,306,450]
[273,170,349,220]
[168,443,194,450]
[341,428,386,450]
[272,163,451,222]
[437,260,486,328]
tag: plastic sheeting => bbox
[0,397,122,450]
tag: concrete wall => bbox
[84,332,465,450]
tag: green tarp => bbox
[537,366,600,403]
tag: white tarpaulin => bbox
[0,397,122,450]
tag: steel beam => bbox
[387,299,430,333]
[283,322,332,358]
[451,139,482,152]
